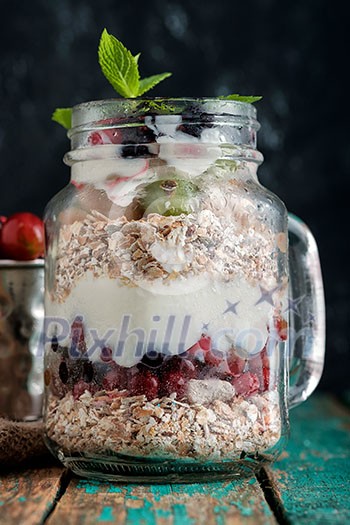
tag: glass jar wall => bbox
[43,99,290,481]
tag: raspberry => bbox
[88,128,121,145]
[161,370,187,398]
[198,337,229,368]
[197,359,232,381]
[88,122,155,149]
[186,338,227,379]
[186,341,205,362]
[102,363,127,391]
[227,354,247,377]
[70,316,87,356]
[130,369,159,401]
[187,335,212,363]
[163,355,197,378]
[249,347,270,392]
[232,372,260,397]
[198,335,211,352]
[205,350,227,367]
[261,366,270,391]
[71,180,86,190]
[249,347,269,372]
[88,131,104,145]
[273,316,288,341]
[160,356,197,398]
[73,380,95,400]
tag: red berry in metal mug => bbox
[0,212,44,260]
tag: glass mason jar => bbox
[43,98,325,482]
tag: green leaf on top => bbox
[98,29,172,98]
[138,73,173,96]
[51,108,72,129]
[98,28,140,98]
[219,94,262,103]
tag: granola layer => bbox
[46,388,281,461]
[52,195,285,303]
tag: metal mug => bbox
[0,259,44,421]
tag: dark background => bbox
[0,0,348,392]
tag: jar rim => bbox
[71,97,258,128]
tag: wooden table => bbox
[0,393,349,524]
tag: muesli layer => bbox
[46,386,281,461]
[51,189,286,303]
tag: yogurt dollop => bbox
[45,272,274,367]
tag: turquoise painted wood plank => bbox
[46,477,276,525]
[0,466,65,525]
[270,393,350,524]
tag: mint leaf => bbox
[219,94,262,103]
[52,108,72,129]
[146,100,178,113]
[138,73,172,96]
[98,28,140,98]
[98,29,172,97]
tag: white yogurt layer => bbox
[72,159,153,207]
[45,273,277,367]
[145,115,222,176]
[71,117,224,207]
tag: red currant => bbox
[130,369,159,401]
[0,212,44,260]
[232,372,260,397]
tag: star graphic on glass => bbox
[307,312,316,324]
[255,285,279,306]
[223,300,240,315]
[283,296,305,315]
[202,322,210,332]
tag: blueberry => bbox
[121,143,150,158]
[176,123,203,138]
[51,336,58,352]
[82,361,94,383]
[177,108,215,138]
[141,351,164,369]
[59,361,69,384]
[120,125,156,158]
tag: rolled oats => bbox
[52,196,280,302]
[46,388,281,461]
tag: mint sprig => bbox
[219,94,262,103]
[52,108,72,129]
[98,29,172,98]
[52,29,261,130]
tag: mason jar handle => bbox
[287,213,326,409]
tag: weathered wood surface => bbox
[46,477,275,525]
[0,466,65,525]
[0,393,349,524]
[269,394,350,524]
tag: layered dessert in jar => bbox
[44,102,288,466]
